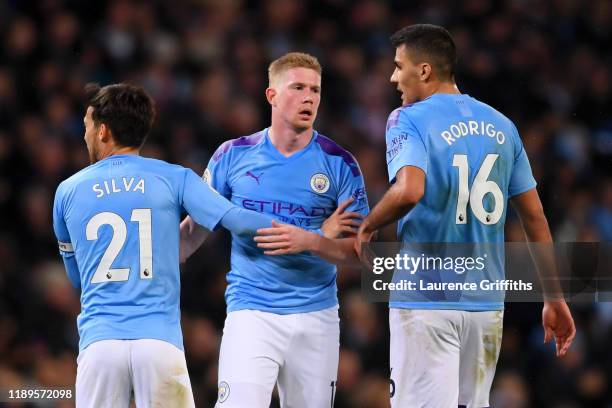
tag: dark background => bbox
[0,0,610,407]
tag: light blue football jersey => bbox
[385,94,536,311]
[206,128,369,314]
[53,154,234,351]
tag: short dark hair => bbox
[84,83,155,149]
[390,24,456,80]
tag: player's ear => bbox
[419,63,432,82]
[265,87,277,106]
[98,123,112,143]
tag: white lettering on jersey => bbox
[134,179,145,194]
[440,120,506,146]
[93,177,146,198]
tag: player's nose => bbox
[302,93,314,103]
[390,68,400,83]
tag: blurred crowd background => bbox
[0,0,610,407]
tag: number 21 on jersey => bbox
[86,209,153,283]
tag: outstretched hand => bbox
[354,224,376,268]
[321,197,364,238]
[542,300,576,357]
[254,220,317,255]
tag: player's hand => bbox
[542,300,576,357]
[354,223,376,267]
[254,220,317,255]
[321,197,364,239]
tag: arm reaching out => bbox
[180,169,274,263]
[355,165,425,261]
[320,197,364,238]
[254,220,359,266]
[180,208,275,263]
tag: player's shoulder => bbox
[314,133,361,177]
[139,157,197,186]
[211,130,266,163]
[468,96,521,143]
[385,106,404,130]
[137,155,186,174]
[55,161,103,195]
[385,104,425,131]
[467,95,514,125]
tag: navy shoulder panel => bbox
[212,131,265,162]
[315,134,361,177]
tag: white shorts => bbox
[216,307,340,408]
[76,339,195,408]
[389,309,503,408]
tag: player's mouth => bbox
[298,109,313,120]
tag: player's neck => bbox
[268,125,313,157]
[427,81,461,97]
[99,145,140,161]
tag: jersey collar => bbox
[96,154,140,164]
[263,128,318,161]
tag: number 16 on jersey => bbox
[453,154,504,225]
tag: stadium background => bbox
[0,0,610,406]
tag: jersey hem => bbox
[508,182,537,198]
[79,334,184,353]
[389,163,427,183]
[227,297,338,315]
[389,302,504,311]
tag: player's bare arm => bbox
[180,206,276,263]
[355,165,425,258]
[254,197,364,264]
[254,220,359,265]
[180,207,354,263]
[320,197,364,238]
[510,188,576,357]
[179,196,359,263]
[179,215,210,263]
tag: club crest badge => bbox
[218,381,230,403]
[310,173,330,194]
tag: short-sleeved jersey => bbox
[53,155,233,351]
[205,128,369,314]
[385,94,536,310]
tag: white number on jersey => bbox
[452,154,504,225]
[86,209,153,283]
